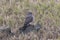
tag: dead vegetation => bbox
[0,0,60,40]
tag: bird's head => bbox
[27,12,32,15]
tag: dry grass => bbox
[0,0,60,40]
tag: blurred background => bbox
[0,0,60,40]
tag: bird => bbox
[22,12,33,31]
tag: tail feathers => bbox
[22,25,27,31]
